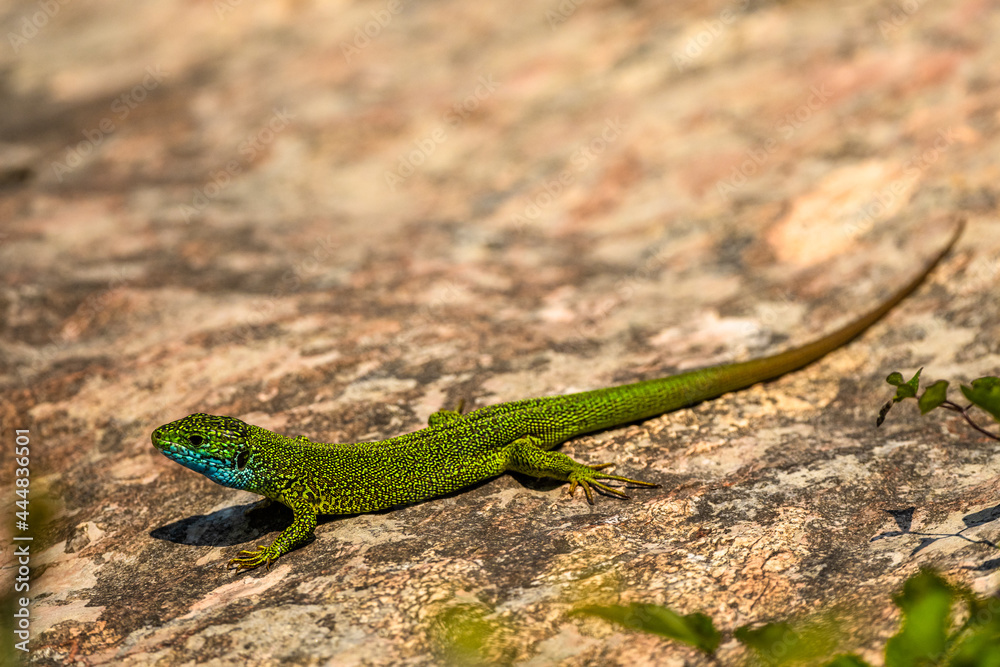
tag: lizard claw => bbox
[567,463,659,504]
[226,544,276,572]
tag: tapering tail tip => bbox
[944,216,965,254]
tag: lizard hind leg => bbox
[428,398,466,428]
[505,435,659,505]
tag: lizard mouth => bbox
[151,434,238,486]
[150,428,198,464]
[150,426,182,453]
[151,428,169,452]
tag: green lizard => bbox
[152,223,963,571]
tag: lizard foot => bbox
[226,545,278,572]
[567,463,660,505]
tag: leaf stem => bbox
[939,401,1000,441]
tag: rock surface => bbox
[1,0,999,664]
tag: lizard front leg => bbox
[227,500,317,572]
[505,435,659,504]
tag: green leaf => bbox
[879,369,925,426]
[826,655,873,667]
[885,569,955,667]
[919,380,950,414]
[948,623,1000,667]
[576,603,721,654]
[735,620,839,665]
[960,377,1000,422]
[428,604,514,666]
[877,399,894,427]
[948,587,1000,667]
[965,594,1000,632]
[891,368,923,402]
[735,621,795,653]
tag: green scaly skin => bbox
[151,223,963,571]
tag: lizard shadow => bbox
[150,502,299,548]
[149,467,628,553]
[869,504,1000,570]
[149,476,511,549]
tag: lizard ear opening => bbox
[189,434,204,446]
[235,450,250,470]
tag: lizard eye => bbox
[235,450,249,469]
[189,435,204,446]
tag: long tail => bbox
[556,220,965,433]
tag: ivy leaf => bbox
[884,569,955,667]
[735,621,794,652]
[735,619,839,665]
[944,584,1000,665]
[948,623,1000,666]
[877,400,894,427]
[878,369,925,427]
[960,377,1000,423]
[889,368,922,402]
[918,380,950,415]
[886,372,906,387]
[576,603,721,654]
[735,622,798,665]
[428,604,513,666]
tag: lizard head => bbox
[151,413,255,490]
